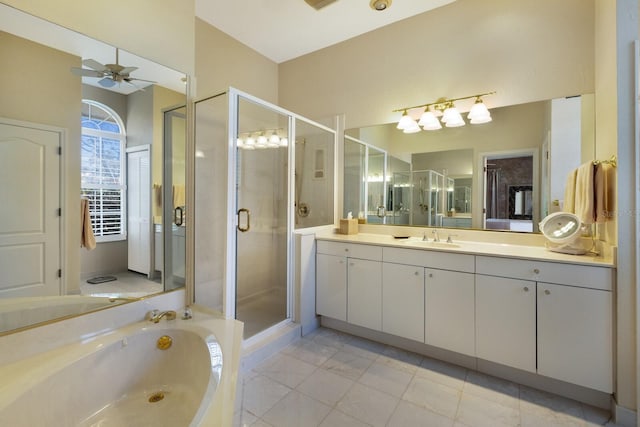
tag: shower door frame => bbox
[224,88,337,328]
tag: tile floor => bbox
[234,327,616,427]
[80,270,163,298]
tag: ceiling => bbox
[0,3,186,95]
[196,0,456,63]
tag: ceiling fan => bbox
[71,48,155,89]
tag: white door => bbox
[382,262,424,342]
[476,274,536,372]
[537,282,613,392]
[426,268,475,356]
[347,258,382,331]
[127,147,151,275]
[316,253,347,321]
[0,120,61,297]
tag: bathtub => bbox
[0,311,242,426]
[0,296,129,334]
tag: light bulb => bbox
[468,98,492,124]
[397,110,417,130]
[245,136,256,147]
[268,131,281,147]
[279,137,288,147]
[256,134,268,148]
[236,138,244,148]
[403,122,421,134]
[418,109,442,130]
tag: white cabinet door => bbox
[426,269,475,356]
[348,258,382,331]
[476,274,536,372]
[382,262,424,342]
[537,282,613,392]
[316,253,347,321]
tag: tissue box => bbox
[339,219,358,235]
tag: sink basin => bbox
[400,239,461,249]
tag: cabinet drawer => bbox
[383,247,474,273]
[476,256,613,291]
[316,240,382,261]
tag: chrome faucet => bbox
[422,231,428,241]
[432,229,440,242]
[148,309,177,323]
[446,234,458,244]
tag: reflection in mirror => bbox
[0,5,187,334]
[345,94,595,233]
[294,120,335,229]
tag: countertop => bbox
[315,232,616,268]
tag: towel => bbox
[173,185,186,209]
[594,163,614,223]
[80,198,96,250]
[563,168,577,213]
[574,162,596,224]
[153,183,162,218]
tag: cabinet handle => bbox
[533,268,540,274]
[344,248,349,252]
[523,286,529,292]
[350,262,354,267]
[428,273,433,278]
[544,289,551,295]
[415,271,420,276]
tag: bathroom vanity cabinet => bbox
[315,236,614,394]
[476,255,613,392]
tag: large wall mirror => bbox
[0,5,187,334]
[345,95,595,233]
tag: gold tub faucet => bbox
[148,310,177,323]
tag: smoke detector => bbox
[370,0,392,11]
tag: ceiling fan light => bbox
[98,77,116,88]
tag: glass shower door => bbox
[235,95,290,338]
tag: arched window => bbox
[81,100,126,241]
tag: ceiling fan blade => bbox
[98,77,117,88]
[82,59,107,71]
[71,67,104,78]
[126,77,156,84]
[304,0,338,10]
[119,66,138,75]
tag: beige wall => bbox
[278,0,594,129]
[195,18,278,102]
[1,0,195,74]
[0,31,82,293]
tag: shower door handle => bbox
[237,208,250,232]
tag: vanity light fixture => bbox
[236,129,288,150]
[394,91,495,133]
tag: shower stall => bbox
[194,88,335,339]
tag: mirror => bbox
[345,94,595,233]
[0,5,187,334]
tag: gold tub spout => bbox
[148,310,177,323]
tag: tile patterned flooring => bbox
[234,327,616,427]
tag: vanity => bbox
[315,230,615,401]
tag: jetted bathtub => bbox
[0,312,241,426]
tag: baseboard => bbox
[612,400,637,426]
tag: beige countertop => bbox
[315,232,615,268]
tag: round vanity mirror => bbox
[539,212,590,255]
